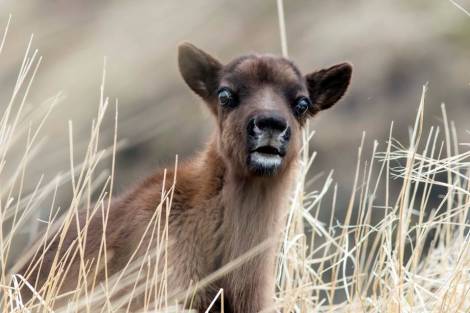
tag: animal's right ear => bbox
[178,43,222,103]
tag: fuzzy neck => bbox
[197,136,296,260]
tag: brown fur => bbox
[18,43,352,312]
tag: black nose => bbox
[247,114,291,158]
[249,114,289,136]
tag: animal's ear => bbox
[178,42,222,101]
[305,62,352,113]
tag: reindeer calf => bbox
[19,43,352,312]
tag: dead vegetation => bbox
[1,4,470,312]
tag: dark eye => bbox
[294,97,311,116]
[217,88,236,107]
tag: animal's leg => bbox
[224,261,276,313]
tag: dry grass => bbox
[1,6,470,313]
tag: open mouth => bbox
[248,145,284,176]
[251,145,283,156]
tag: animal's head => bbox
[178,43,352,177]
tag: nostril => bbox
[254,115,288,133]
[247,118,259,136]
[283,127,291,141]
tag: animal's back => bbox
[19,151,226,310]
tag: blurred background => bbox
[1,0,470,228]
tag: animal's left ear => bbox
[305,62,352,113]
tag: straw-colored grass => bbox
[1,5,470,312]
